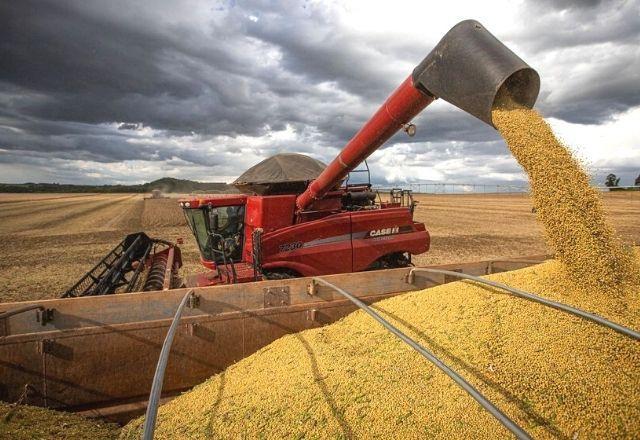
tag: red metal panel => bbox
[245,195,296,233]
[350,208,430,271]
[244,195,296,263]
[261,212,353,276]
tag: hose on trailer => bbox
[310,277,532,440]
[407,268,640,341]
[142,289,194,440]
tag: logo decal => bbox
[367,226,400,238]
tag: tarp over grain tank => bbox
[233,153,327,195]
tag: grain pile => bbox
[492,105,639,290]
[121,251,640,439]
[0,401,119,439]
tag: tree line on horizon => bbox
[0,177,237,194]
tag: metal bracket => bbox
[186,292,200,309]
[405,271,415,285]
[306,309,318,322]
[408,268,462,285]
[37,339,53,354]
[186,322,198,336]
[307,280,317,296]
[36,309,54,326]
[263,286,290,308]
[185,322,216,341]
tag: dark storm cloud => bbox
[512,0,640,124]
[1,0,294,136]
[0,0,638,184]
[536,0,606,11]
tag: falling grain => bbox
[492,106,639,290]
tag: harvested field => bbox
[0,194,201,302]
[0,192,638,302]
[141,198,189,228]
[0,193,100,204]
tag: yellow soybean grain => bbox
[121,255,640,440]
[0,401,119,439]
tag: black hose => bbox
[408,268,640,341]
[311,277,532,440]
[142,289,194,440]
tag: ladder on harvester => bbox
[62,233,156,297]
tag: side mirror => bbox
[208,210,219,232]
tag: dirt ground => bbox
[0,194,202,303]
[0,191,637,303]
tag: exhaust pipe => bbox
[296,20,539,211]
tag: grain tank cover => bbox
[233,153,327,195]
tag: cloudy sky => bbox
[1,0,639,186]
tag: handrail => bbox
[142,289,195,440]
[408,268,640,341]
[0,304,45,321]
[309,277,532,440]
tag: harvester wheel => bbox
[368,252,412,270]
[263,269,300,280]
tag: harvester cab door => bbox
[184,204,245,264]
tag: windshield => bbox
[183,205,245,263]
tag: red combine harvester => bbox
[178,20,538,288]
[63,19,539,295]
[180,168,426,287]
